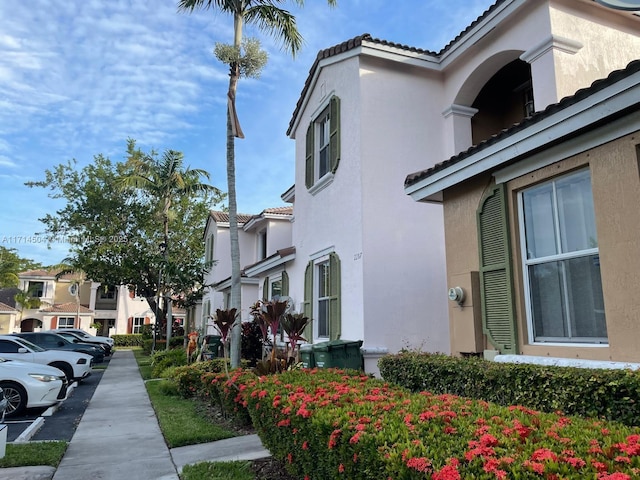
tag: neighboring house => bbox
[15,270,155,336]
[204,0,640,374]
[201,208,294,333]
[0,301,17,334]
[405,59,640,364]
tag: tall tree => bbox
[26,142,224,333]
[119,139,220,347]
[178,0,337,367]
[14,288,41,325]
[0,247,41,288]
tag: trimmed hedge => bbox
[112,334,143,347]
[379,352,640,427]
[208,368,640,479]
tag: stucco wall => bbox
[359,56,450,355]
[444,131,640,362]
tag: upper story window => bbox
[305,95,340,194]
[257,229,267,261]
[99,286,116,299]
[205,233,215,267]
[519,169,606,344]
[28,281,45,297]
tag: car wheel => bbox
[49,362,74,383]
[0,382,27,417]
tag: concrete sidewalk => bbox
[0,349,270,480]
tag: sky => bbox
[0,0,493,266]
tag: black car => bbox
[13,332,105,364]
[53,331,112,357]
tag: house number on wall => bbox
[353,252,362,261]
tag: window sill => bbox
[308,173,334,195]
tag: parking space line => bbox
[13,417,44,443]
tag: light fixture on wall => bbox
[594,0,640,10]
[448,286,465,306]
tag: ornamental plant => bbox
[231,369,640,479]
[250,299,290,373]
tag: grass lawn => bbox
[181,460,254,480]
[0,441,67,468]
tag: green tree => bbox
[13,288,41,325]
[119,139,221,347]
[0,247,41,288]
[178,0,337,367]
[26,142,225,333]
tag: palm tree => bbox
[177,0,337,367]
[14,288,41,329]
[119,139,218,348]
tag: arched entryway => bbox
[20,318,43,332]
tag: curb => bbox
[10,381,78,443]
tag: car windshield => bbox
[13,337,46,352]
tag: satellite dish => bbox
[595,0,640,10]
[68,284,78,296]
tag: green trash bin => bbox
[312,340,363,370]
[204,335,222,358]
[299,344,315,368]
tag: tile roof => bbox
[209,211,254,224]
[0,288,19,308]
[405,59,640,187]
[41,303,93,313]
[0,302,16,312]
[287,1,508,136]
[19,269,83,281]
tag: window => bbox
[303,253,341,342]
[132,317,145,334]
[317,262,330,338]
[305,96,340,192]
[205,234,215,267]
[28,281,45,297]
[257,230,267,260]
[0,340,20,353]
[519,169,606,344]
[58,317,75,329]
[100,286,116,299]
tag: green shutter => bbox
[262,277,269,300]
[477,183,518,354]
[328,252,341,340]
[305,123,314,189]
[329,96,340,174]
[281,271,289,296]
[303,261,313,343]
[205,236,211,264]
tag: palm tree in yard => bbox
[119,139,218,348]
[177,0,337,367]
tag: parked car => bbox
[13,332,105,363]
[0,387,7,422]
[0,357,67,416]
[55,328,114,347]
[0,335,92,383]
[50,329,113,356]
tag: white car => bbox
[0,358,67,416]
[0,335,92,382]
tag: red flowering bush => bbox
[171,359,228,397]
[236,369,640,479]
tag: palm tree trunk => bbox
[228,12,244,368]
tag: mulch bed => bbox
[196,400,300,480]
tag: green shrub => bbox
[151,348,187,378]
[112,334,144,347]
[238,369,640,480]
[172,359,229,398]
[378,352,640,426]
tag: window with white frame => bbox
[305,96,340,193]
[132,317,145,334]
[270,277,282,300]
[316,262,330,338]
[28,281,45,297]
[57,317,75,329]
[519,169,607,344]
[257,229,267,260]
